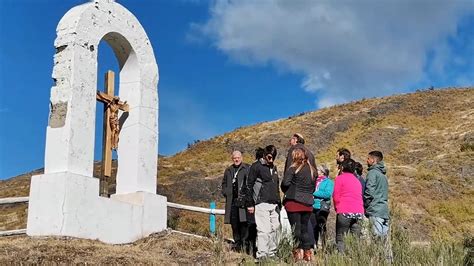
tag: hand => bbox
[247,207,255,214]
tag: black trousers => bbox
[287,211,312,250]
[335,214,361,253]
[246,222,257,256]
[230,206,248,251]
[310,209,329,248]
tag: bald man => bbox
[222,150,251,252]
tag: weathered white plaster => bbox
[27,0,166,244]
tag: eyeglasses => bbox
[266,154,273,161]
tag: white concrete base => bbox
[26,172,167,244]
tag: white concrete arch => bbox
[45,0,159,194]
[27,0,166,244]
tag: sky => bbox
[0,0,473,179]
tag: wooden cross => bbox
[96,70,129,197]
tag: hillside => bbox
[1,87,473,241]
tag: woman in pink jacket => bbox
[333,158,364,253]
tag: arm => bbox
[245,164,258,208]
[332,177,341,212]
[364,171,376,209]
[308,149,317,169]
[221,168,229,197]
[284,148,293,172]
[281,167,294,193]
[314,179,334,199]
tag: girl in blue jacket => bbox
[310,165,334,249]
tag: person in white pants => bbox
[246,145,281,260]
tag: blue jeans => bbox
[369,216,389,237]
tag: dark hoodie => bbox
[363,161,389,219]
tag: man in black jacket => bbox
[221,150,250,251]
[246,145,281,260]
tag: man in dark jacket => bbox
[284,133,316,172]
[364,151,389,237]
[222,150,250,251]
[246,145,281,260]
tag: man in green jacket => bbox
[364,151,389,237]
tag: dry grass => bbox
[0,230,249,264]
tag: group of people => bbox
[221,133,390,262]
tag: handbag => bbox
[319,199,331,212]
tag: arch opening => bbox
[94,31,139,196]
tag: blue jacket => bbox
[312,177,334,210]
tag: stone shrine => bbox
[27,0,167,244]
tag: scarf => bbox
[315,175,327,190]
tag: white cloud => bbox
[191,0,474,106]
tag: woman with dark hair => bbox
[333,158,364,253]
[281,148,316,262]
[310,164,334,250]
[246,145,281,260]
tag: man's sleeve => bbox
[244,165,258,206]
[364,171,376,209]
[308,149,317,169]
[284,149,292,172]
[281,167,293,192]
[221,168,228,197]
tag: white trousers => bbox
[255,203,280,258]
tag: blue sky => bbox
[0,0,473,179]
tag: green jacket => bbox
[363,162,389,219]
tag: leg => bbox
[248,222,257,257]
[350,218,362,238]
[300,212,312,250]
[286,211,302,248]
[254,203,272,259]
[317,210,329,249]
[268,204,281,257]
[310,211,318,248]
[300,212,314,261]
[230,206,242,250]
[369,216,389,237]
[335,214,351,253]
[307,212,315,249]
[240,222,250,253]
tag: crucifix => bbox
[96,70,129,197]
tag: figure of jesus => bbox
[107,96,126,150]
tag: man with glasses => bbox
[246,145,281,260]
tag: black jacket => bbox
[222,163,250,224]
[281,164,316,206]
[284,143,317,172]
[246,160,281,206]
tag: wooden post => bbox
[100,71,114,197]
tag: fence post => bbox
[210,201,216,235]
